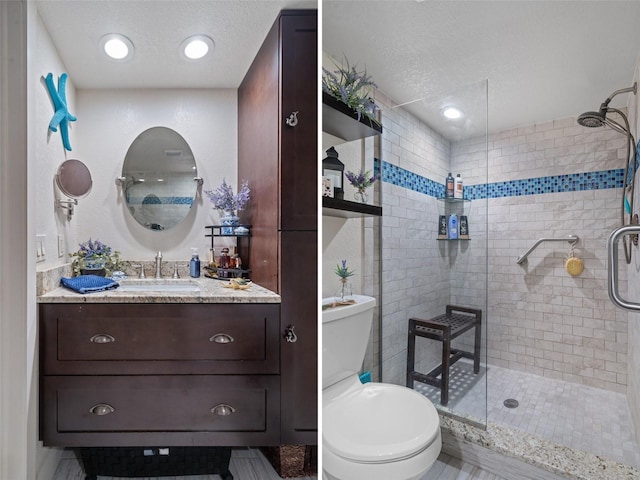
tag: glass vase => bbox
[335,278,353,302]
[354,188,368,203]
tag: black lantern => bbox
[322,146,344,200]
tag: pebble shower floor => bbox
[413,361,640,468]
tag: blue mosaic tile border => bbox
[375,159,624,200]
[378,160,445,198]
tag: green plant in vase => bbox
[322,56,381,127]
[334,259,355,301]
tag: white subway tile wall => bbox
[378,84,629,394]
[455,118,629,393]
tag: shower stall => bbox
[377,80,489,427]
[375,79,640,470]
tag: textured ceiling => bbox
[36,0,316,89]
[323,1,640,139]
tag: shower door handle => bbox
[607,225,640,311]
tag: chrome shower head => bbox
[577,82,637,129]
[577,108,607,128]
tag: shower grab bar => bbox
[516,235,579,265]
[607,225,640,311]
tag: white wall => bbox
[74,88,237,263]
[322,133,366,298]
[34,20,238,269]
[32,10,77,479]
[35,11,78,272]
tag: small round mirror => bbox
[122,127,198,231]
[55,159,92,198]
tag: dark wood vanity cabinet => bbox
[39,303,281,447]
[238,10,318,446]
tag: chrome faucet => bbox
[155,251,163,278]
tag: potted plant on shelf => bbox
[204,179,251,234]
[322,56,381,127]
[70,238,125,277]
[346,168,379,203]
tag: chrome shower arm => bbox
[604,82,637,106]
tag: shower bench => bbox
[406,305,482,406]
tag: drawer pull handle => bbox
[209,333,234,344]
[90,403,115,416]
[211,404,235,416]
[90,334,115,344]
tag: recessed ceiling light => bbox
[99,34,134,62]
[181,35,214,60]
[443,106,463,120]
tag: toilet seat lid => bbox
[323,383,440,463]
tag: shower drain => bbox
[503,398,519,409]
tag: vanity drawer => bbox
[41,375,280,446]
[40,303,280,375]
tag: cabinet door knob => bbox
[90,333,115,344]
[211,403,235,416]
[90,403,115,416]
[285,111,299,127]
[209,333,234,344]
[284,325,297,343]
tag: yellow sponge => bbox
[565,256,584,276]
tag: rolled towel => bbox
[60,275,119,294]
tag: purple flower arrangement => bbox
[70,238,124,277]
[345,169,379,190]
[205,179,250,213]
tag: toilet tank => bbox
[322,295,376,389]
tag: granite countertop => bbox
[440,416,640,480]
[37,276,281,304]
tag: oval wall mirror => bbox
[122,127,198,231]
[56,159,92,198]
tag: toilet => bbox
[322,295,442,480]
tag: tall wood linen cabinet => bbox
[238,10,317,446]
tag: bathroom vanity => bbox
[38,279,281,447]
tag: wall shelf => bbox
[322,92,383,141]
[323,197,382,218]
[438,197,470,204]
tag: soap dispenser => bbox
[190,248,201,278]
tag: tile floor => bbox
[419,453,506,480]
[413,361,640,468]
[52,446,502,480]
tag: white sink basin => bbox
[117,279,201,293]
